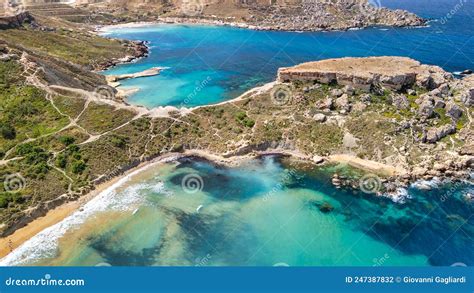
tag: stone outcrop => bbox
[392,94,409,110]
[0,12,35,29]
[424,124,456,144]
[278,57,453,92]
[459,75,474,106]
[446,102,463,119]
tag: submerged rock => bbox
[318,202,335,213]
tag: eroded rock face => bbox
[278,57,452,92]
[425,124,456,143]
[0,12,35,29]
[335,94,351,112]
[418,100,435,119]
[392,94,409,110]
[461,88,474,106]
[446,102,463,119]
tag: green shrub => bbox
[59,136,75,146]
[71,160,87,174]
[235,112,255,128]
[56,153,67,168]
[0,123,16,140]
[110,135,127,148]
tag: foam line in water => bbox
[0,158,174,266]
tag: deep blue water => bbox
[102,0,474,108]
[3,156,472,266]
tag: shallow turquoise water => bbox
[102,0,474,107]
[5,156,472,266]
[3,1,472,267]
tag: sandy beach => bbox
[328,154,407,176]
[0,149,405,260]
[0,155,177,259]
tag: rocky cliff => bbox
[278,57,452,91]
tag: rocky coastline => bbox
[155,14,426,32]
[84,0,426,32]
[95,39,150,71]
[1,18,472,241]
[89,54,474,197]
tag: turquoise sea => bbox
[102,0,474,108]
[0,0,472,267]
[1,156,472,266]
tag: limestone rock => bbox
[278,57,452,92]
[316,97,334,110]
[313,113,327,123]
[343,85,355,95]
[392,94,409,110]
[418,100,434,118]
[425,124,456,143]
[461,89,474,106]
[445,102,463,119]
[352,102,367,112]
[331,88,344,97]
[416,65,453,90]
[312,155,325,164]
[433,98,446,109]
[335,94,351,112]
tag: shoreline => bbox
[97,17,428,34]
[0,154,179,259]
[0,148,410,259]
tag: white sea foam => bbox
[0,159,171,266]
[411,177,442,190]
[382,188,411,204]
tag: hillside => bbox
[0,8,470,242]
[0,13,472,236]
[3,0,425,30]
